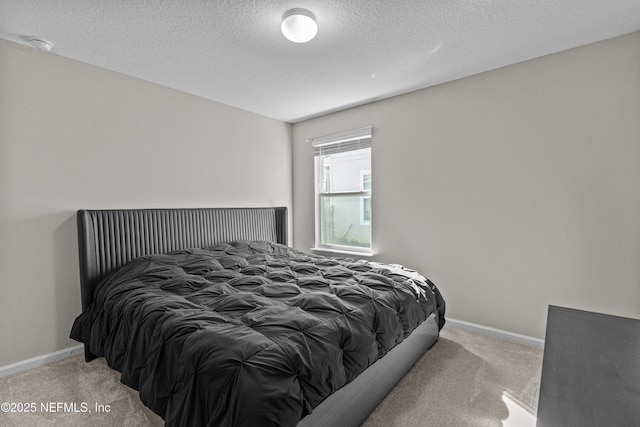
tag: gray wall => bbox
[0,39,292,367]
[292,32,640,339]
[2,31,639,367]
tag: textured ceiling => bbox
[1,1,639,123]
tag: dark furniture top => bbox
[537,305,640,427]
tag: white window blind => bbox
[311,126,373,156]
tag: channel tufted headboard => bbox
[76,206,287,322]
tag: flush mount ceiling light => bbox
[281,8,317,43]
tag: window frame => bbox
[310,126,373,255]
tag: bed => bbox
[70,207,445,426]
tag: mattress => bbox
[71,240,445,426]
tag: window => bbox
[360,171,371,225]
[311,126,373,254]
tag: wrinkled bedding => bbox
[70,241,445,427]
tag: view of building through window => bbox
[317,147,371,249]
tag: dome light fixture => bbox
[281,8,317,43]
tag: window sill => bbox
[310,247,375,258]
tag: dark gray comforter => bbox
[70,241,445,426]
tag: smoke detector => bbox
[29,38,54,52]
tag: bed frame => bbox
[76,206,439,426]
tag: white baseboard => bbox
[446,318,545,349]
[0,344,84,378]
